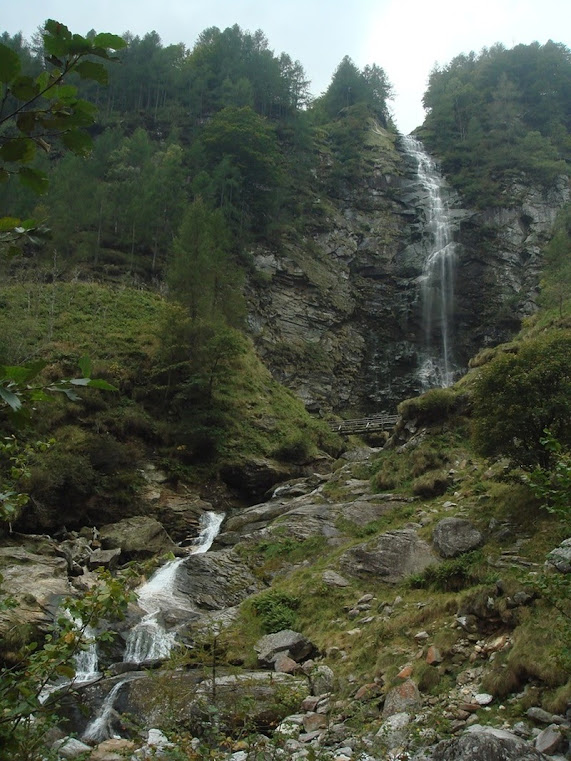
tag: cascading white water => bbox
[73,623,100,683]
[123,511,224,664]
[82,678,129,743]
[402,135,457,388]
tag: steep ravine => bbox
[246,126,569,414]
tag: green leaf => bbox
[68,34,92,55]
[93,33,127,50]
[0,361,46,383]
[0,43,21,83]
[78,356,92,378]
[87,379,118,391]
[61,129,93,156]
[0,138,36,163]
[10,75,40,101]
[75,60,109,84]
[0,386,22,412]
[18,167,49,194]
[43,20,72,58]
[0,217,22,231]
[16,111,38,135]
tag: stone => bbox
[99,516,180,561]
[274,652,299,674]
[88,547,122,571]
[89,738,136,761]
[527,707,559,725]
[310,664,335,695]
[52,736,92,759]
[339,529,439,584]
[414,630,430,642]
[220,457,296,502]
[535,725,563,755]
[354,682,380,700]
[474,693,493,706]
[545,538,571,573]
[322,570,350,587]
[397,665,413,680]
[432,518,483,558]
[433,726,552,760]
[376,711,411,749]
[382,679,421,718]
[302,712,328,732]
[426,646,443,665]
[255,630,316,667]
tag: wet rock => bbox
[432,518,483,558]
[339,529,438,584]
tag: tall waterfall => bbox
[402,135,457,388]
[123,511,224,664]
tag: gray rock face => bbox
[432,518,483,558]
[433,726,552,761]
[176,549,262,611]
[339,529,439,584]
[255,630,316,667]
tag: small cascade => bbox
[82,678,129,743]
[123,511,224,664]
[73,623,100,683]
[402,135,458,388]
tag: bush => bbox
[251,590,300,634]
[472,332,571,469]
[272,433,313,463]
[398,387,459,424]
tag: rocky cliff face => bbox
[246,127,569,414]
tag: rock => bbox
[89,738,136,761]
[99,516,179,561]
[302,712,328,732]
[274,653,299,673]
[155,494,210,544]
[527,707,559,725]
[474,693,494,706]
[376,711,411,750]
[414,631,430,642]
[354,682,381,700]
[255,630,316,667]
[339,529,439,584]
[220,457,296,501]
[310,664,335,695]
[322,570,350,587]
[545,538,571,573]
[433,726,552,760]
[535,725,564,755]
[432,518,483,558]
[397,665,413,679]
[88,547,122,571]
[52,736,92,759]
[382,679,421,718]
[426,646,442,665]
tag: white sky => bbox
[2,0,570,133]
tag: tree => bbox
[0,20,126,250]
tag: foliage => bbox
[398,387,461,424]
[250,589,300,633]
[538,203,571,318]
[0,20,126,251]
[419,41,570,206]
[526,430,571,525]
[471,332,571,468]
[0,435,52,527]
[407,550,490,592]
[0,570,130,761]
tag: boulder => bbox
[99,516,180,561]
[255,629,316,667]
[88,547,122,571]
[376,711,411,750]
[339,529,438,584]
[545,538,571,573]
[535,725,564,755]
[432,518,483,558]
[322,570,350,587]
[433,726,552,760]
[310,664,335,695]
[154,494,209,544]
[382,679,421,718]
[52,736,92,759]
[220,457,296,501]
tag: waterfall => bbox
[402,135,457,388]
[82,678,131,743]
[73,623,100,683]
[123,511,224,664]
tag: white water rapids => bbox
[123,511,224,663]
[402,135,458,389]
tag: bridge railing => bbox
[329,413,399,434]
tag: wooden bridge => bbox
[329,413,399,435]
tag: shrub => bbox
[272,433,313,463]
[251,590,300,634]
[472,332,571,469]
[398,387,459,424]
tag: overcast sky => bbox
[3,0,570,133]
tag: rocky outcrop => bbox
[339,528,438,584]
[99,516,180,562]
[433,725,553,761]
[255,629,316,667]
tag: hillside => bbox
[0,23,570,761]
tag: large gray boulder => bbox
[383,679,421,718]
[99,516,180,561]
[433,726,552,760]
[432,518,483,558]
[545,538,571,573]
[339,529,438,584]
[255,629,316,667]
